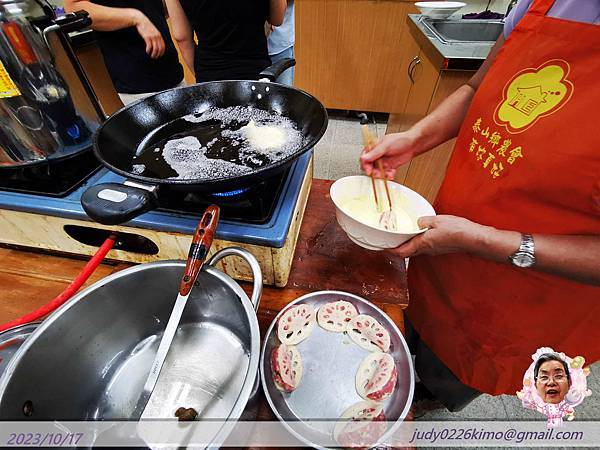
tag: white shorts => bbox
[118,80,187,106]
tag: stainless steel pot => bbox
[0,6,102,167]
[0,247,262,447]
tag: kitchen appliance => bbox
[0,4,102,167]
[0,151,313,286]
[81,60,327,225]
[0,247,262,448]
[0,9,320,285]
[261,290,414,449]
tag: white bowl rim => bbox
[415,1,467,9]
[330,175,435,236]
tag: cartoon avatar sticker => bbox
[494,60,574,133]
[517,347,592,428]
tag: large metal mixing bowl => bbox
[0,247,262,448]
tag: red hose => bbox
[0,234,117,333]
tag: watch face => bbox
[513,252,535,268]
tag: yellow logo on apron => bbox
[0,59,20,98]
[494,59,573,134]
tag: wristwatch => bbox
[509,234,536,268]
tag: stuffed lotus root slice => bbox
[356,352,398,401]
[270,344,303,392]
[333,400,387,448]
[277,304,316,345]
[317,300,359,332]
[347,314,391,352]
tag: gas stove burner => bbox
[208,187,251,198]
[156,169,290,224]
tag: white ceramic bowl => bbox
[415,1,466,19]
[330,176,436,251]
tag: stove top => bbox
[0,152,312,247]
[155,169,288,224]
[0,148,101,196]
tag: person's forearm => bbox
[408,84,476,157]
[269,0,287,26]
[164,0,194,71]
[64,1,141,31]
[463,226,600,286]
[407,34,506,158]
[178,40,195,73]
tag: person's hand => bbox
[388,215,486,258]
[360,131,420,178]
[264,21,275,37]
[133,11,165,59]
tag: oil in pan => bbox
[131,106,307,181]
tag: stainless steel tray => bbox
[260,291,414,449]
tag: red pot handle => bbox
[179,205,220,296]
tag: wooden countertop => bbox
[0,178,410,448]
[0,179,408,327]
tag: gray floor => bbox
[313,115,387,180]
[317,113,600,424]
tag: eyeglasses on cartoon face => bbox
[536,373,568,384]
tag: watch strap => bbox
[520,234,535,255]
[509,233,536,267]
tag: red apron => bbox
[406,0,600,395]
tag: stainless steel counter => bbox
[408,14,503,71]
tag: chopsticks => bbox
[360,121,393,212]
[361,124,380,209]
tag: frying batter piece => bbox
[239,120,287,153]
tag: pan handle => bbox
[208,247,263,311]
[81,182,157,225]
[258,58,296,82]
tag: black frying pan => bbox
[81,59,328,225]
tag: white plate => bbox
[415,1,466,19]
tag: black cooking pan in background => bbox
[81,59,328,225]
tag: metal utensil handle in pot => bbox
[180,205,220,296]
[208,247,263,311]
